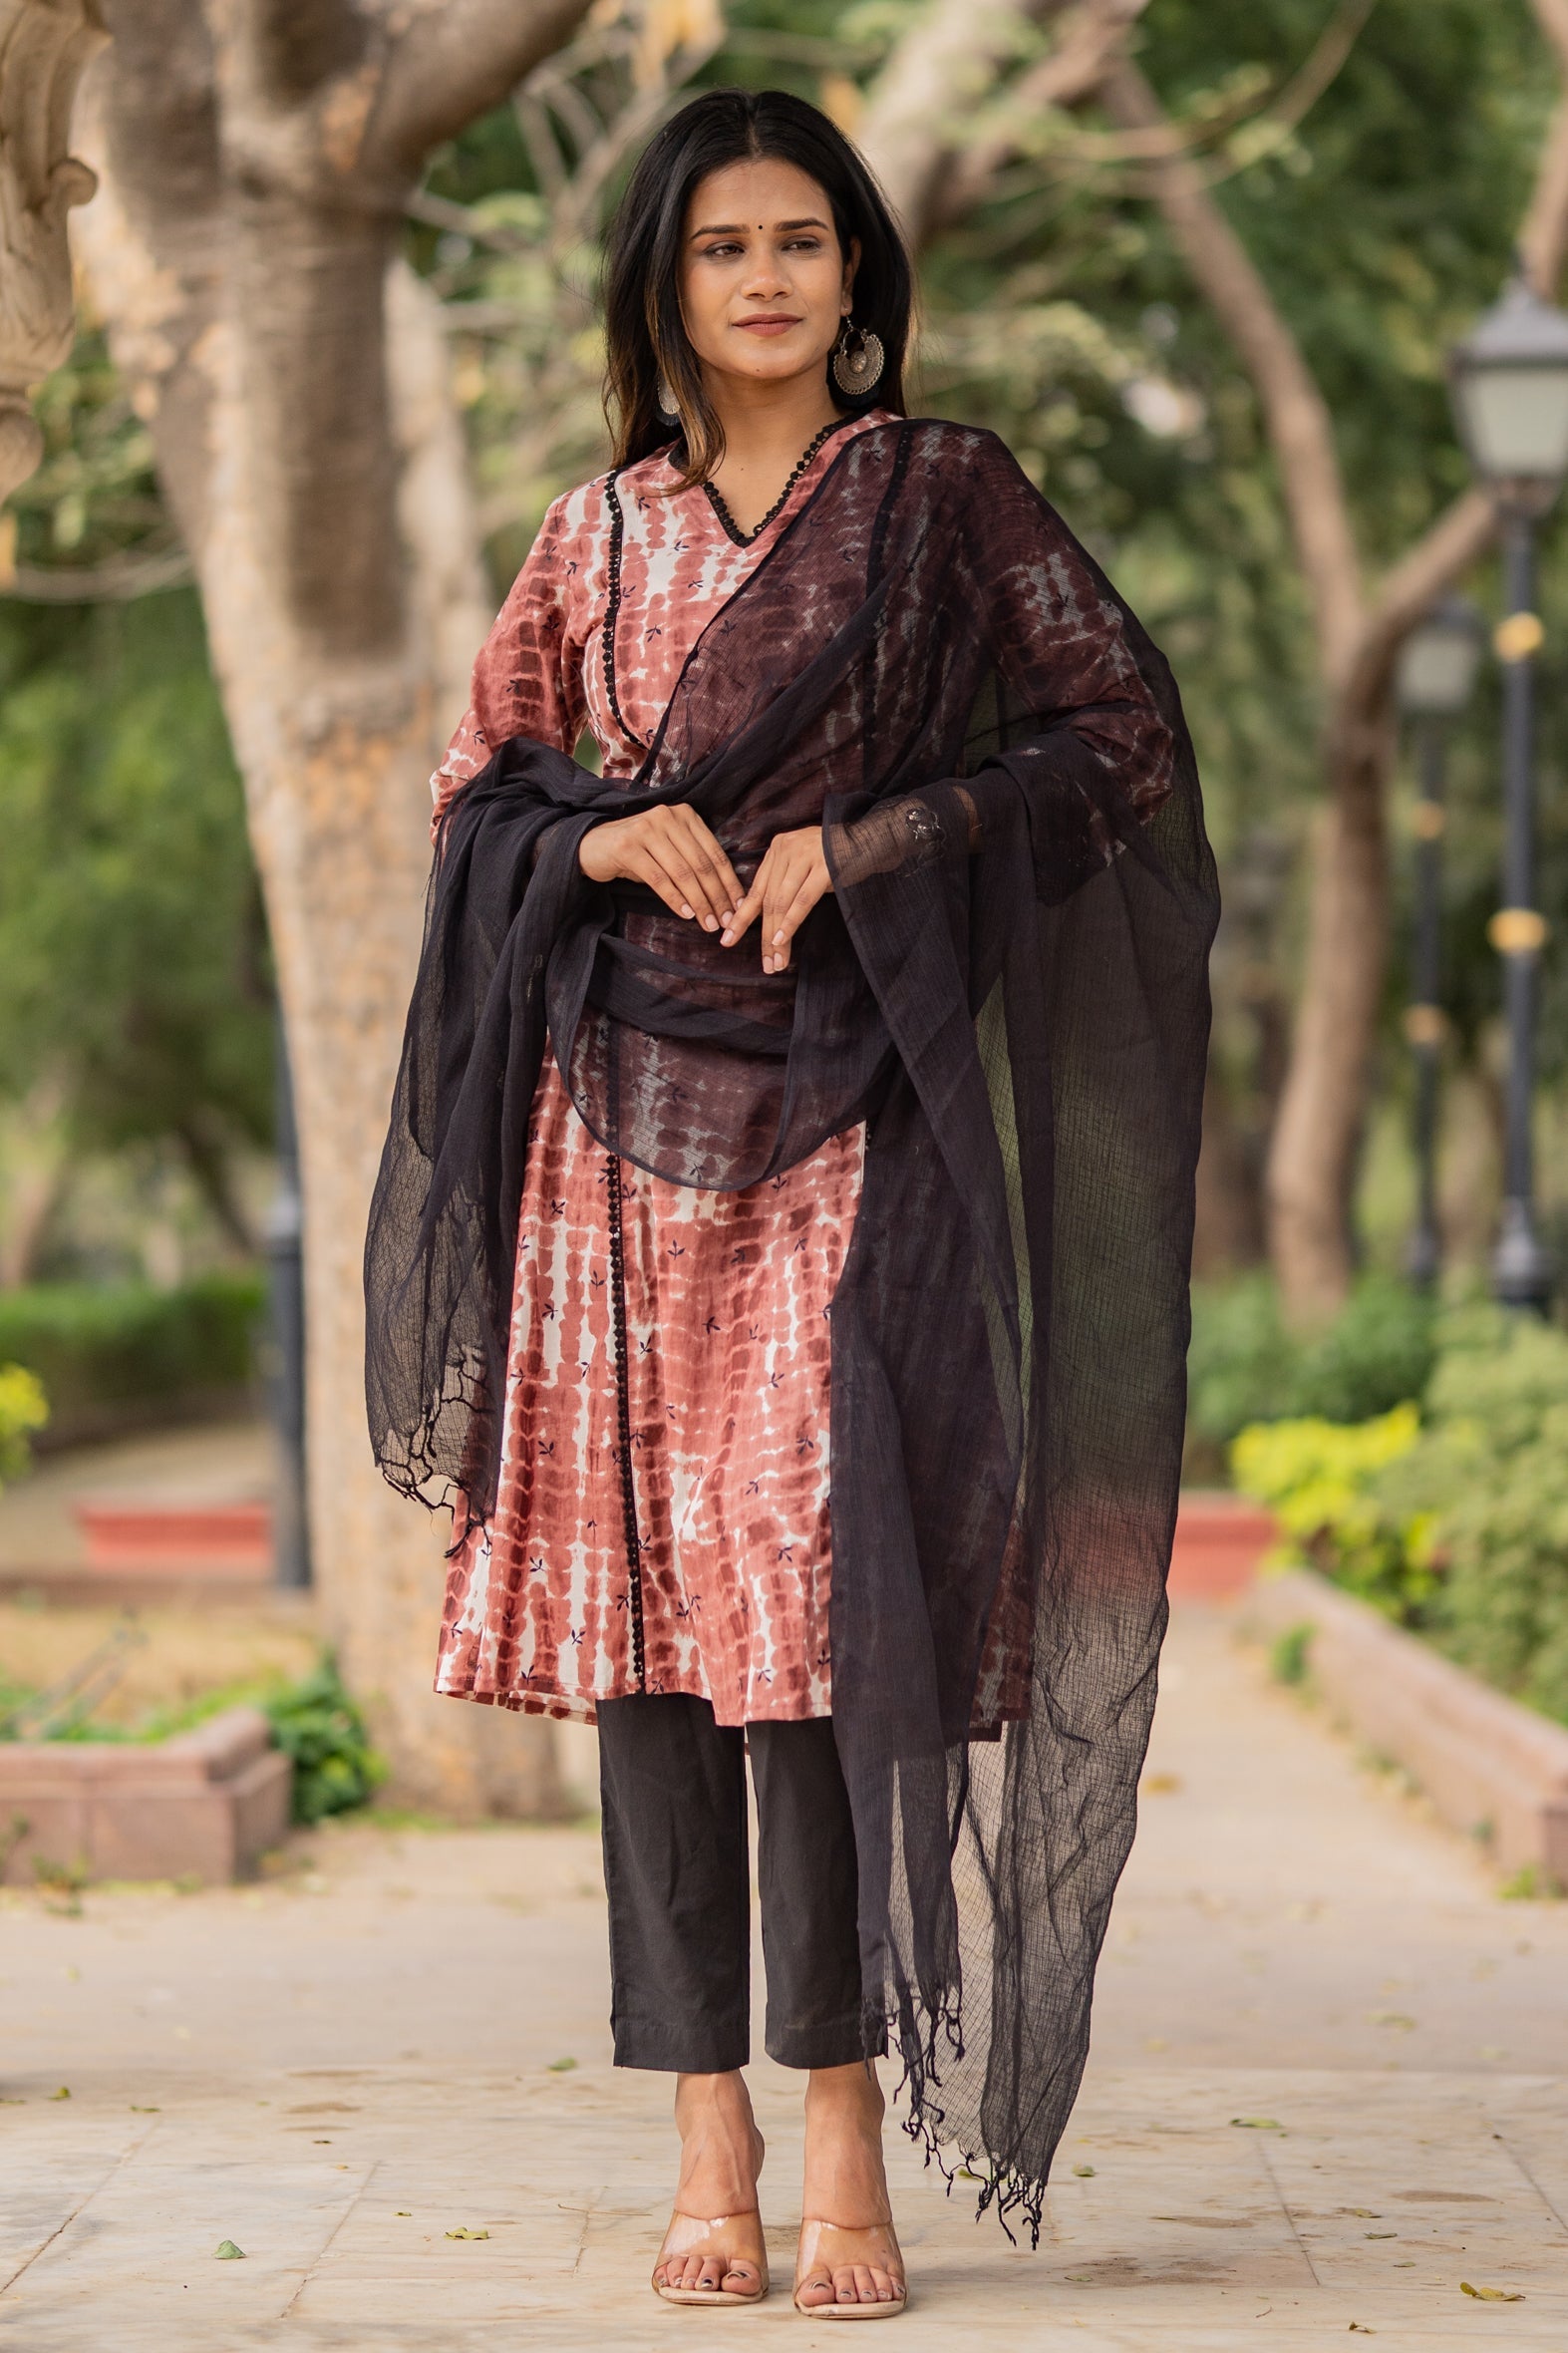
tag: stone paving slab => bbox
[2,1609,1565,2349]
[2,2067,1562,2348]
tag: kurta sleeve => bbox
[827,441,1176,902]
[430,493,589,838]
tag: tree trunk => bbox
[70,0,592,1812]
[1191,1064,1266,1278]
[1263,724,1393,1319]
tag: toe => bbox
[797,2270,833,2307]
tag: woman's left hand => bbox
[720,827,833,972]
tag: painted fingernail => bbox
[772,929,785,944]
[702,914,718,930]
[680,902,695,919]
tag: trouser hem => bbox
[764,2008,884,2072]
[612,2019,751,2075]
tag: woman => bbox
[366,86,1216,2317]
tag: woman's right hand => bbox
[578,804,743,933]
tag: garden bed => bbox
[0,1704,291,1886]
[1242,1566,1568,1889]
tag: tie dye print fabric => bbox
[431,414,893,1727]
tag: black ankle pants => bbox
[595,1691,879,2073]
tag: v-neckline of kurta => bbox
[601,413,889,760]
[699,415,851,547]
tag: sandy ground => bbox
[1,1606,1565,2350]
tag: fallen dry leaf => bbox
[1073,2164,1096,2179]
[48,2087,70,2102]
[1230,2117,1283,2131]
[1460,2282,1523,2301]
[445,2227,490,2241]
[214,2240,245,2260]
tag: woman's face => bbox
[678,157,857,394]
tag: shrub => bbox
[262,1655,387,1825]
[1231,1403,1434,1619]
[0,1362,48,1486]
[0,1271,262,1435]
[1233,1304,1568,1728]
[1186,1273,1436,1478]
[1381,1310,1568,1727]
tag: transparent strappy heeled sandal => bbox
[793,2217,907,2319]
[652,2209,770,2306]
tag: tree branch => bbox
[1344,0,1568,702]
[1099,57,1366,687]
[1,544,193,598]
[366,0,596,182]
[937,0,1149,226]
[1521,0,1568,290]
[1343,487,1496,729]
[855,0,1053,248]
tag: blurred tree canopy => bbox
[0,590,270,1257]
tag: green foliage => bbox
[3,324,167,579]
[0,1363,48,1487]
[0,1649,386,1826]
[1187,1273,1437,1475]
[1233,1306,1568,1727]
[0,1272,262,1430]
[1268,1621,1314,1688]
[262,1655,387,1825]
[1498,1863,1566,1901]
[0,593,271,1242]
[1380,1311,1568,1727]
[1232,1402,1434,1618]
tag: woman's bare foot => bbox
[795,2062,905,2311]
[652,2070,769,2300]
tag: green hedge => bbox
[0,1271,264,1431]
[1232,1306,1568,1730]
[1186,1273,1437,1481]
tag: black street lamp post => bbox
[1396,597,1484,1289]
[1448,277,1568,1312]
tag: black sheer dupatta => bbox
[365,420,1218,2234]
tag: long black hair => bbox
[603,87,913,486]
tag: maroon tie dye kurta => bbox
[431,415,896,1727]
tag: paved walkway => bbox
[2,1608,1565,2349]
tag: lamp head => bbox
[1448,275,1568,498]
[1397,593,1485,718]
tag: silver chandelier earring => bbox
[655,376,681,428]
[831,318,885,397]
